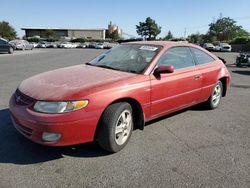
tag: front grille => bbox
[11,116,33,137]
[14,89,36,106]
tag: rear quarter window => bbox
[190,47,215,65]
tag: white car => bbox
[216,43,232,52]
[58,42,72,48]
[95,43,105,49]
[37,41,49,48]
[71,43,78,48]
[203,43,215,51]
[30,42,38,48]
[10,40,34,50]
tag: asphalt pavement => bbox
[0,49,249,188]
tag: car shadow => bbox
[0,108,110,165]
[0,104,209,165]
[145,103,208,126]
[225,63,236,68]
[232,70,250,76]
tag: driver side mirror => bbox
[153,65,174,78]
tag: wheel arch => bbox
[94,97,145,140]
[219,77,228,97]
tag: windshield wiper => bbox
[96,64,119,71]
[86,63,137,73]
[85,62,94,66]
[127,70,138,74]
[86,63,119,71]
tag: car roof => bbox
[0,38,8,42]
[126,40,198,48]
[126,40,219,60]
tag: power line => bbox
[233,16,250,20]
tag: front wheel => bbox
[204,81,223,109]
[236,63,242,67]
[97,102,133,152]
[8,47,14,54]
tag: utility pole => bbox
[184,28,187,39]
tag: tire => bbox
[97,102,134,152]
[236,63,241,67]
[204,81,223,109]
[8,47,14,54]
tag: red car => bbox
[9,41,231,152]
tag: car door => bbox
[150,46,202,119]
[24,40,31,49]
[190,47,220,101]
[0,39,7,52]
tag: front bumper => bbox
[9,95,100,146]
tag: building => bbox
[21,28,106,40]
[107,21,122,37]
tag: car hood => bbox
[18,64,135,100]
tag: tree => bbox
[136,17,161,40]
[44,29,55,38]
[164,30,173,40]
[0,21,17,40]
[187,33,202,43]
[110,30,121,41]
[208,17,249,41]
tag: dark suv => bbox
[0,38,15,54]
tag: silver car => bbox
[10,40,33,50]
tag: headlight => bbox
[33,100,88,113]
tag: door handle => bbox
[194,75,201,80]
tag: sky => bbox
[1,0,250,38]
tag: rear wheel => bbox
[97,102,133,152]
[236,58,241,67]
[204,81,223,109]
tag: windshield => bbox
[88,44,161,74]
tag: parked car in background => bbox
[215,43,232,52]
[0,38,15,54]
[71,43,78,48]
[46,42,57,48]
[236,52,250,67]
[215,45,221,52]
[105,42,118,49]
[95,43,105,49]
[30,42,39,48]
[203,43,215,51]
[9,41,231,153]
[9,40,33,50]
[76,43,86,48]
[58,42,73,48]
[37,41,49,48]
[88,42,97,48]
